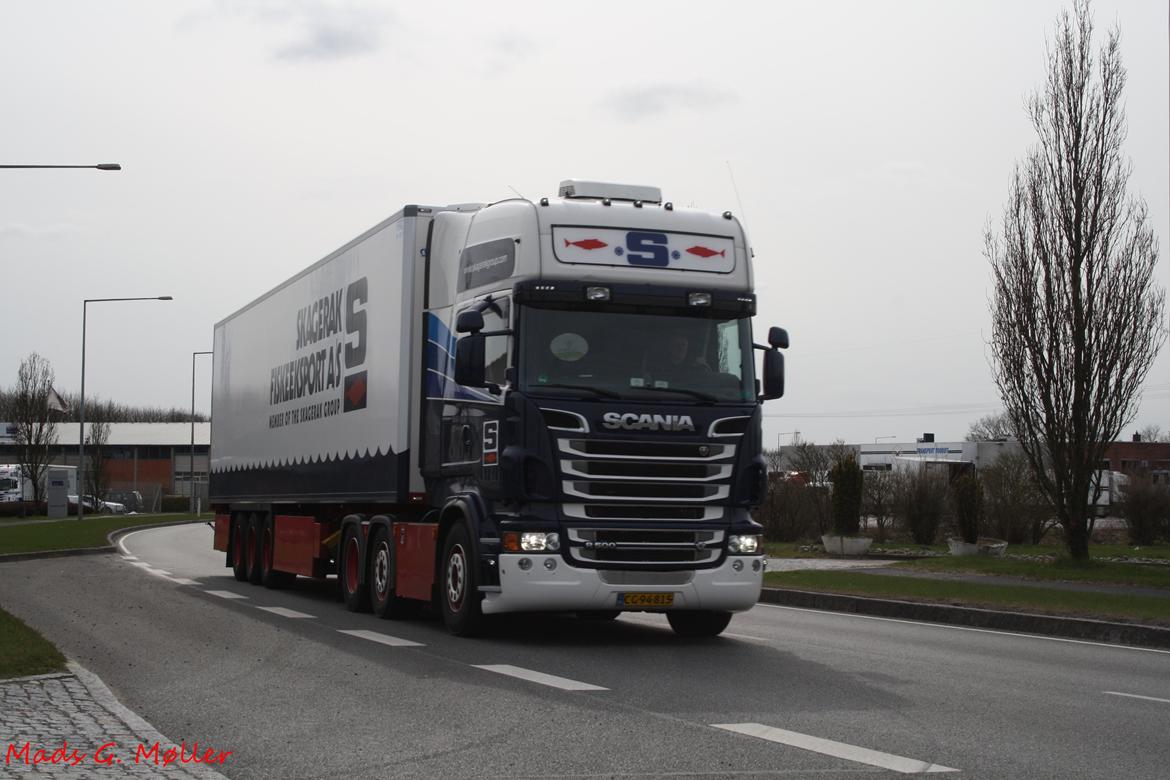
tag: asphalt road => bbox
[1,522,1169,779]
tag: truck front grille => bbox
[557,437,736,515]
[567,528,723,566]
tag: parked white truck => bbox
[0,464,78,503]
[211,180,787,636]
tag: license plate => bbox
[617,592,674,608]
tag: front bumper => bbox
[481,554,765,615]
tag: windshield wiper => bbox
[529,383,622,399]
[629,386,719,402]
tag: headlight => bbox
[520,532,560,552]
[727,534,762,555]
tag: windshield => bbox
[520,306,755,402]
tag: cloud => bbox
[183,1,392,62]
[0,223,79,239]
[273,5,386,62]
[602,84,739,121]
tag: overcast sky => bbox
[1,0,1166,448]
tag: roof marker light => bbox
[540,197,549,206]
[664,202,673,211]
[688,292,712,307]
[722,211,733,220]
[586,287,611,302]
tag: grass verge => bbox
[0,514,201,556]
[891,556,1170,589]
[0,606,66,679]
[763,570,1170,625]
[765,541,1170,561]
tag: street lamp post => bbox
[1,164,121,170]
[78,296,173,521]
[190,351,213,514]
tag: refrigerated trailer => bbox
[211,179,787,636]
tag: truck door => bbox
[439,295,510,491]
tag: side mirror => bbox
[768,326,789,350]
[456,310,485,334]
[454,334,487,387]
[761,350,784,400]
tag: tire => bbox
[577,610,621,621]
[440,524,484,636]
[368,527,414,619]
[666,610,732,638]
[231,515,248,582]
[260,516,295,589]
[339,525,371,612]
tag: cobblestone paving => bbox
[1,664,228,778]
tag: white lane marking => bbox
[255,606,314,619]
[712,723,958,774]
[756,602,1170,655]
[172,578,199,586]
[205,590,248,600]
[722,631,772,643]
[338,629,424,647]
[121,555,138,561]
[473,664,608,691]
[1105,691,1170,705]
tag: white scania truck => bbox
[210,180,787,636]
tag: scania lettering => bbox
[210,179,788,637]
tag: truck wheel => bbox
[441,524,484,636]
[246,514,264,585]
[368,527,413,619]
[260,517,295,589]
[340,526,371,612]
[231,515,248,582]
[666,610,732,638]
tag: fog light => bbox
[688,292,712,307]
[518,558,532,571]
[752,559,762,572]
[544,558,557,571]
[586,286,611,301]
[727,534,762,554]
[732,559,744,572]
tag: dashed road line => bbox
[206,590,249,600]
[255,606,315,619]
[712,723,958,774]
[338,629,424,647]
[756,602,1170,655]
[473,664,607,691]
[1104,691,1170,705]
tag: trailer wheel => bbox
[246,514,264,585]
[340,526,370,612]
[368,527,413,619]
[666,610,732,638]
[440,524,484,636]
[260,516,295,589]
[231,515,248,582]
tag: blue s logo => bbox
[625,231,669,267]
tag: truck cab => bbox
[421,180,786,634]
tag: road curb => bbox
[0,546,116,563]
[759,587,1170,650]
[0,519,208,564]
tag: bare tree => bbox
[965,411,1016,442]
[85,416,112,501]
[12,353,59,507]
[985,0,1165,560]
[862,469,898,542]
[1137,424,1164,444]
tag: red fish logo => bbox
[686,245,725,258]
[564,238,608,250]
